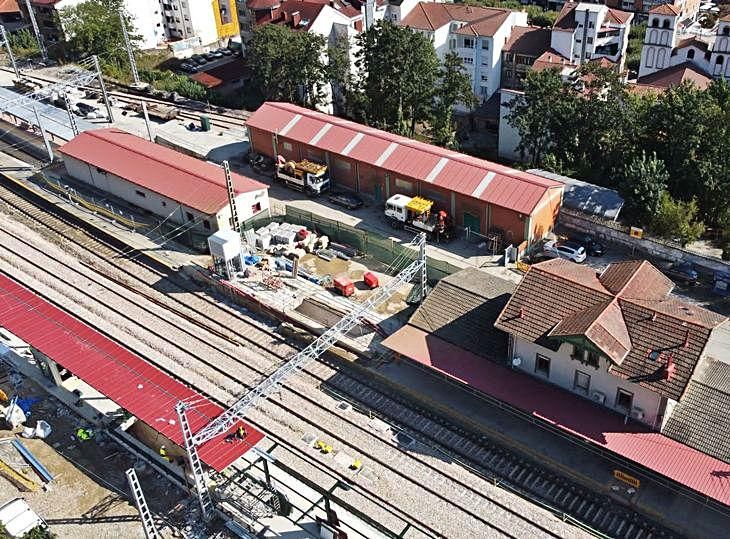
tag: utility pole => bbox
[176,402,215,521]
[61,92,79,137]
[119,11,141,87]
[0,25,19,79]
[224,160,240,234]
[141,101,153,141]
[32,104,53,162]
[92,55,114,123]
[419,234,427,303]
[23,0,47,61]
[126,468,162,539]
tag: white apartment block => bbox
[639,5,730,81]
[551,2,633,71]
[401,3,528,102]
[161,0,239,48]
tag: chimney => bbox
[683,330,690,348]
[663,354,675,380]
[292,10,301,27]
[271,6,281,20]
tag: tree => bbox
[247,24,328,108]
[353,20,439,135]
[328,34,355,116]
[619,151,668,226]
[430,52,475,148]
[506,68,577,166]
[60,0,140,66]
[651,192,705,246]
[8,29,40,59]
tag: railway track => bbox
[0,180,678,539]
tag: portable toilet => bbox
[200,115,211,131]
[333,276,355,297]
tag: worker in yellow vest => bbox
[159,445,171,462]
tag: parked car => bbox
[209,50,224,58]
[568,233,604,256]
[328,191,364,210]
[191,55,207,65]
[663,262,699,286]
[179,62,198,73]
[218,47,233,56]
[204,52,218,60]
[543,240,587,263]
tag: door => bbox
[463,212,480,233]
[374,183,382,203]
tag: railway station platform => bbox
[0,272,265,471]
[379,329,730,538]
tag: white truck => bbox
[274,158,330,196]
[384,194,453,241]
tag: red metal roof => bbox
[58,129,266,216]
[247,102,563,215]
[0,274,265,472]
[383,325,730,506]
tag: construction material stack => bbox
[385,195,453,241]
[274,158,330,196]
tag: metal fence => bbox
[242,206,463,280]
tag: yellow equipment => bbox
[405,196,434,215]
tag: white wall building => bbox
[551,2,633,70]
[161,0,238,48]
[639,6,730,81]
[495,259,728,431]
[57,129,269,237]
[401,3,528,102]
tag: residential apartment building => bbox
[551,2,633,71]
[605,0,700,23]
[161,0,239,48]
[495,259,728,431]
[638,6,730,81]
[401,3,528,101]
[500,26,551,90]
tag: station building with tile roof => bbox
[246,101,564,244]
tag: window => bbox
[535,354,550,377]
[463,57,474,65]
[615,388,633,412]
[571,346,600,368]
[717,55,725,65]
[186,211,194,221]
[573,370,591,395]
[161,201,167,207]
[283,142,293,152]
[203,220,211,230]
[395,178,413,192]
[648,349,661,361]
[687,49,695,60]
[586,351,600,368]
[588,21,594,29]
[481,74,488,81]
[482,40,489,50]
[463,38,474,49]
[662,19,669,29]
[449,38,456,50]
[135,190,146,198]
[251,202,261,214]
[587,37,593,44]
[335,160,351,171]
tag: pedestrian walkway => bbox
[368,346,730,538]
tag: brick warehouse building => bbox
[246,102,564,244]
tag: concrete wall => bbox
[498,89,522,161]
[189,0,220,45]
[512,337,665,428]
[559,209,730,276]
[127,0,165,49]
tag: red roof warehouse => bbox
[246,102,564,244]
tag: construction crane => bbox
[180,233,428,518]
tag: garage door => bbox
[463,212,480,233]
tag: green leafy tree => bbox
[625,23,646,73]
[651,192,705,246]
[328,34,355,116]
[619,151,668,226]
[506,68,577,166]
[525,6,558,27]
[353,20,439,135]
[8,29,40,59]
[430,52,475,148]
[248,24,328,108]
[60,0,140,67]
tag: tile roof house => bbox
[495,259,727,429]
[401,2,528,102]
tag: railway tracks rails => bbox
[0,180,677,539]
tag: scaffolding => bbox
[180,233,428,518]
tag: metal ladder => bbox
[224,160,240,233]
[176,402,216,521]
[125,468,161,539]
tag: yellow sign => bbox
[516,260,531,273]
[613,469,640,488]
[630,226,643,239]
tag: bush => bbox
[139,69,207,101]
[650,192,705,246]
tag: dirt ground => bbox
[0,362,198,539]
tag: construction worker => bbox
[159,445,171,462]
[236,425,247,440]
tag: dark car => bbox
[192,56,207,65]
[569,233,605,256]
[218,47,233,56]
[328,191,364,210]
[664,262,699,286]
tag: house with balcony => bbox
[401,2,528,102]
[605,0,699,24]
[638,6,730,82]
[551,2,633,71]
[495,259,728,431]
[501,26,552,91]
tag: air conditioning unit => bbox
[511,356,522,368]
[631,407,645,420]
[591,391,606,404]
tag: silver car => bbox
[543,240,587,263]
